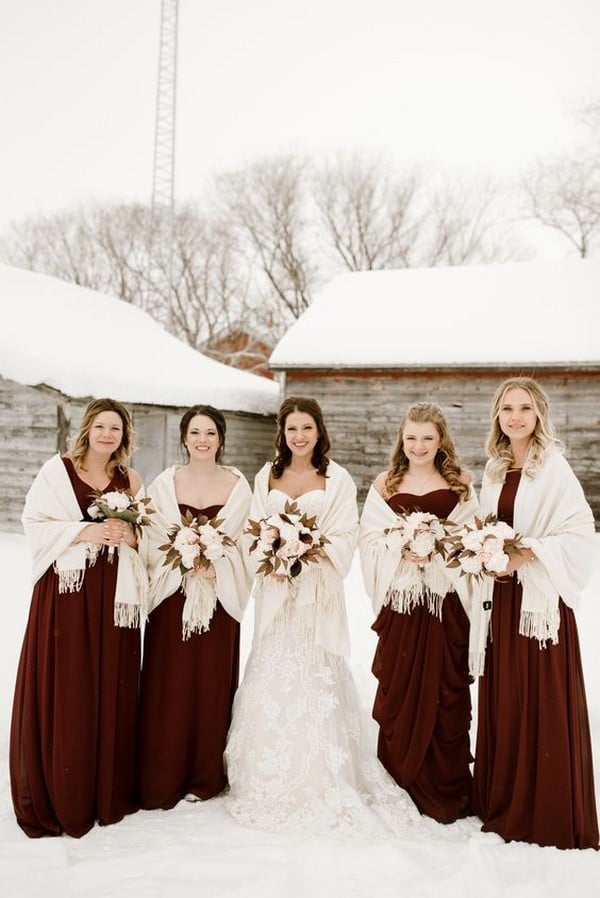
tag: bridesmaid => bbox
[139,405,252,808]
[472,377,599,849]
[359,402,480,823]
[10,398,144,837]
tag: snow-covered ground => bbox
[1,532,599,897]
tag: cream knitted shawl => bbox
[358,482,483,620]
[144,465,253,637]
[21,453,148,627]
[248,459,358,657]
[469,448,595,675]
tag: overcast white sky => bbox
[1,0,599,231]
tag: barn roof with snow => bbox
[269,260,600,369]
[0,264,279,414]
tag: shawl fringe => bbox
[54,542,101,594]
[181,572,218,639]
[386,560,450,619]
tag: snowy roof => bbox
[269,260,600,369]
[0,264,279,414]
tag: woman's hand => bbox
[193,564,216,580]
[402,548,429,565]
[496,547,536,577]
[75,520,136,549]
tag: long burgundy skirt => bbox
[10,459,140,838]
[372,595,472,823]
[473,582,599,849]
[473,468,599,849]
[10,553,140,838]
[371,488,473,823]
[138,590,240,809]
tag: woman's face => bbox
[284,411,319,461]
[87,411,124,456]
[184,414,220,462]
[402,420,441,468]
[498,387,537,443]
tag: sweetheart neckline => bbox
[387,488,454,499]
[269,488,326,501]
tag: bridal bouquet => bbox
[245,500,330,580]
[383,510,452,568]
[88,489,155,561]
[159,510,235,576]
[446,513,523,581]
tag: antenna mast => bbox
[150,0,178,324]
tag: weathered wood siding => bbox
[0,378,275,532]
[282,368,600,521]
[0,379,63,531]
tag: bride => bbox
[224,397,421,835]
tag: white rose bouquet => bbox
[245,499,330,580]
[88,489,155,561]
[381,509,457,616]
[158,511,236,638]
[159,510,235,576]
[446,513,523,581]
[383,510,452,568]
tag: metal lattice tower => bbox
[150,0,178,323]
[152,0,178,212]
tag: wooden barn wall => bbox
[0,378,275,532]
[282,368,600,521]
[0,380,63,531]
[135,407,276,486]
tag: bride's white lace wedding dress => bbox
[224,489,422,836]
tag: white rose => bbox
[277,537,305,560]
[411,532,436,558]
[459,554,482,574]
[173,527,199,550]
[491,521,515,540]
[198,524,221,546]
[403,512,424,538]
[485,550,509,574]
[482,535,503,556]
[87,503,103,519]
[462,530,484,552]
[429,520,446,540]
[102,491,130,512]
[203,542,226,562]
[279,522,301,544]
[179,543,200,569]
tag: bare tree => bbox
[423,178,522,266]
[0,202,253,355]
[218,156,316,323]
[523,155,600,258]
[523,95,600,258]
[314,157,517,271]
[313,155,422,270]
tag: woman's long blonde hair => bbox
[69,398,135,478]
[384,402,470,501]
[485,377,562,481]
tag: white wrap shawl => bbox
[248,459,358,657]
[358,483,484,620]
[144,466,253,635]
[21,453,149,627]
[470,449,596,674]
